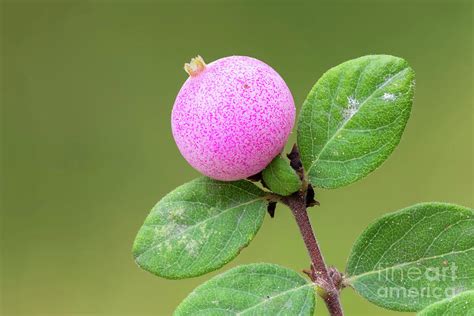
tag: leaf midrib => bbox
[306,67,409,174]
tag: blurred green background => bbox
[1,0,472,315]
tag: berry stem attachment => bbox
[184,55,206,77]
[282,145,344,316]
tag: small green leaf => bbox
[262,155,301,196]
[418,291,474,316]
[133,177,268,279]
[346,203,474,312]
[297,55,415,189]
[174,263,316,315]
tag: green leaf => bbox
[297,55,415,189]
[262,155,301,196]
[132,177,268,279]
[417,291,474,315]
[174,263,316,315]
[346,202,474,312]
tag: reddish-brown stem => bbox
[283,191,344,316]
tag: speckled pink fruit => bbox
[171,56,295,181]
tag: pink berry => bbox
[171,56,295,181]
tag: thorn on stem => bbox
[306,184,320,207]
[303,264,318,282]
[302,268,312,278]
[267,201,277,218]
[287,144,303,177]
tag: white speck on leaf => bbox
[347,96,359,108]
[382,93,396,101]
[160,223,187,237]
[343,96,359,120]
[184,239,200,257]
